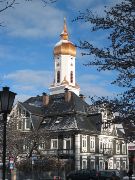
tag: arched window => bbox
[70,71,73,83]
[57,71,60,83]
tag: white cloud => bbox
[77,73,116,102]
[3,69,53,102]
[4,69,53,87]
[81,83,113,97]
[1,0,65,38]
[78,74,100,81]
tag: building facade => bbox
[9,19,128,173]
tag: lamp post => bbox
[0,87,16,180]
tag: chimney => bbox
[42,92,49,106]
[64,88,71,102]
[79,94,86,101]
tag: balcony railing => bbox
[103,149,113,155]
[100,148,113,156]
[42,149,74,157]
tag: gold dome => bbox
[54,18,76,57]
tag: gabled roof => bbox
[11,102,44,130]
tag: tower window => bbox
[57,71,60,83]
[56,62,60,67]
[70,71,73,83]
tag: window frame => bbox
[63,138,71,150]
[90,160,95,170]
[82,159,87,169]
[82,135,87,152]
[25,118,31,130]
[116,161,120,170]
[99,160,103,170]
[39,142,45,150]
[90,136,95,152]
[51,139,58,149]
[122,144,126,154]
[116,142,120,154]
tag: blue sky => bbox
[0,0,123,103]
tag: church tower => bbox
[49,18,80,95]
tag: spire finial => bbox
[64,17,67,33]
[60,18,68,40]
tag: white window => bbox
[90,160,95,169]
[109,142,113,149]
[21,109,26,116]
[90,136,95,152]
[82,159,87,169]
[122,161,126,170]
[99,141,103,152]
[25,118,31,129]
[108,161,113,169]
[63,138,71,149]
[39,142,45,150]
[51,139,58,149]
[116,142,120,154]
[82,135,87,152]
[116,161,120,170]
[99,161,103,170]
[23,144,28,151]
[122,144,126,154]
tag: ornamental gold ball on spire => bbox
[54,18,76,57]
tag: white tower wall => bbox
[49,19,80,96]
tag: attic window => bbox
[43,118,51,124]
[42,120,47,124]
[55,117,62,124]
[55,120,60,124]
[57,62,60,67]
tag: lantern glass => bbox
[0,87,16,113]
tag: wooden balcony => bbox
[100,148,113,157]
[42,149,74,158]
[103,148,113,156]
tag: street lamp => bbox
[0,87,16,180]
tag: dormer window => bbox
[57,71,60,83]
[55,117,62,124]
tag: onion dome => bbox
[54,18,76,57]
